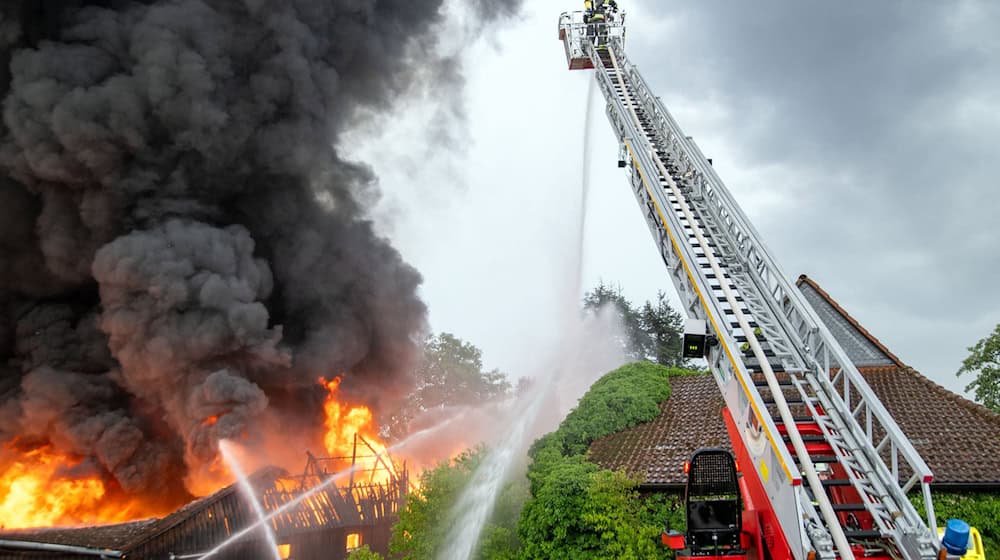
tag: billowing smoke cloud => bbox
[0,0,518,506]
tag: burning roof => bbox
[0,452,408,559]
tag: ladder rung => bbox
[775,416,818,424]
[821,479,852,487]
[692,238,719,247]
[762,396,801,405]
[831,504,867,512]
[842,529,883,540]
[754,379,793,388]
[723,309,759,321]
[782,435,827,443]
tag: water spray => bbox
[218,440,283,560]
[200,416,459,559]
[436,77,600,560]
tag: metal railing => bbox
[614,47,939,556]
[558,10,626,56]
[589,39,821,558]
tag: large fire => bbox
[0,379,400,530]
[321,377,394,487]
[0,443,164,529]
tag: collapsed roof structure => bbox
[0,447,408,560]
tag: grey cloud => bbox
[623,0,999,383]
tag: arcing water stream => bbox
[437,389,546,560]
[437,78,600,560]
[204,76,603,560]
[200,415,460,559]
[218,440,282,560]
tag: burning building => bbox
[0,0,516,536]
[0,443,410,559]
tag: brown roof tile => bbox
[589,365,1000,487]
[861,365,1000,485]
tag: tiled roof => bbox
[0,519,156,551]
[589,276,1000,488]
[859,365,1000,485]
[588,374,728,486]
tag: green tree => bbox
[346,545,383,560]
[391,449,482,560]
[414,333,512,407]
[641,292,687,368]
[957,324,1000,413]
[519,462,664,560]
[518,363,701,559]
[388,333,513,438]
[583,282,688,367]
[584,282,648,362]
[390,446,526,560]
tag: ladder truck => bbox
[558,10,945,560]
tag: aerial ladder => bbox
[558,10,943,560]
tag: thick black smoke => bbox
[0,0,516,504]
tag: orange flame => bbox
[0,444,162,529]
[321,378,393,486]
[0,379,403,531]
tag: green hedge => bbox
[519,362,701,559]
[526,363,696,488]
[910,491,1000,555]
[390,447,526,560]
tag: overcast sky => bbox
[346,1,999,398]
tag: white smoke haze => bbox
[432,78,633,558]
[422,305,629,560]
[394,305,629,477]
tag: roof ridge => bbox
[796,274,904,367]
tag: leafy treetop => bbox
[957,323,1000,413]
[519,362,699,559]
[389,446,525,560]
[583,282,689,368]
[387,332,513,439]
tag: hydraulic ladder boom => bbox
[558,11,941,560]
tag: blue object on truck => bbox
[942,519,970,556]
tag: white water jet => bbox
[437,388,545,560]
[436,77,601,560]
[391,411,463,451]
[218,440,282,560]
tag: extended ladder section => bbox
[559,12,940,560]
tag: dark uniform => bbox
[585,0,618,47]
[585,0,617,21]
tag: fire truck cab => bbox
[663,449,748,560]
